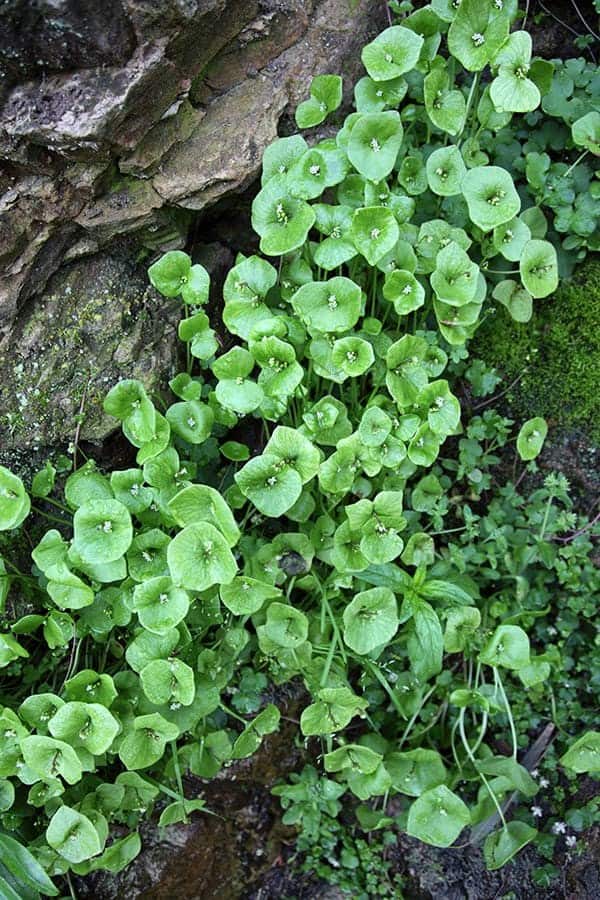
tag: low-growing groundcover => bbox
[0,1,599,896]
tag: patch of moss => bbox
[473,259,600,444]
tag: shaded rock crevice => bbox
[0,0,385,454]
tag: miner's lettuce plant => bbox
[0,1,599,889]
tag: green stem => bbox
[538,493,554,541]
[220,702,247,725]
[494,667,518,760]
[459,709,507,829]
[170,740,188,823]
[563,148,589,178]
[31,506,70,528]
[398,684,436,748]
[365,660,405,719]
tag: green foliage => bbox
[0,8,598,892]
[474,259,600,442]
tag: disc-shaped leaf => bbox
[492,279,532,323]
[48,702,119,755]
[447,0,509,72]
[300,687,368,736]
[493,217,532,262]
[343,587,398,654]
[148,250,191,298]
[386,748,447,796]
[484,821,537,870]
[490,31,540,114]
[251,175,316,256]
[313,203,357,270]
[519,239,558,298]
[423,66,466,135]
[408,423,441,467]
[560,732,600,774]
[331,336,375,377]
[354,75,408,113]
[516,416,548,461]
[110,469,153,515]
[347,112,403,182]
[383,269,425,315]
[235,453,303,517]
[103,380,156,444]
[168,484,240,547]
[222,255,277,340]
[288,148,345,200]
[264,426,320,484]
[140,657,195,707]
[127,529,170,582]
[416,380,461,437]
[0,467,30,531]
[572,110,600,155]
[21,735,82,785]
[462,166,521,231]
[167,522,237,592]
[257,602,309,650]
[220,576,281,616]
[290,277,362,334]
[46,806,102,864]
[295,74,343,128]
[118,713,179,770]
[73,499,133,564]
[361,26,424,81]
[166,400,214,445]
[479,624,530,670]
[431,241,479,305]
[386,334,430,407]
[426,146,466,197]
[261,135,308,183]
[407,785,470,847]
[132,576,190,634]
[351,206,400,265]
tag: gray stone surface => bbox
[0,0,385,451]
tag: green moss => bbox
[473,259,600,444]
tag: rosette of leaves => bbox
[251,175,315,256]
[490,31,540,113]
[295,74,343,128]
[148,251,210,305]
[222,255,277,340]
[447,0,509,72]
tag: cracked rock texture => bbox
[0,0,384,453]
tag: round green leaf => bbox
[519,239,558,298]
[462,165,521,231]
[290,276,362,334]
[560,731,600,774]
[132,576,190,634]
[361,26,424,81]
[167,522,237,592]
[46,806,102,864]
[295,74,343,128]
[447,0,510,72]
[347,112,403,182]
[118,714,179,770]
[383,269,425,315]
[516,416,548,461]
[407,785,470,847]
[492,279,532,323]
[331,336,375,377]
[479,624,530,670]
[72,499,133,564]
[0,466,30,531]
[148,251,191,298]
[166,400,214,444]
[351,206,400,265]
[140,657,195,707]
[572,110,600,155]
[426,146,467,197]
[48,702,120,755]
[343,587,398,655]
[251,175,316,256]
[220,576,282,616]
[484,821,537,870]
[235,453,303,517]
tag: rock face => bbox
[0,0,385,453]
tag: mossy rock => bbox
[473,259,600,445]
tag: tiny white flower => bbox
[531,768,539,778]
[531,805,543,818]
[566,835,577,848]
[539,777,550,788]
[552,821,567,835]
